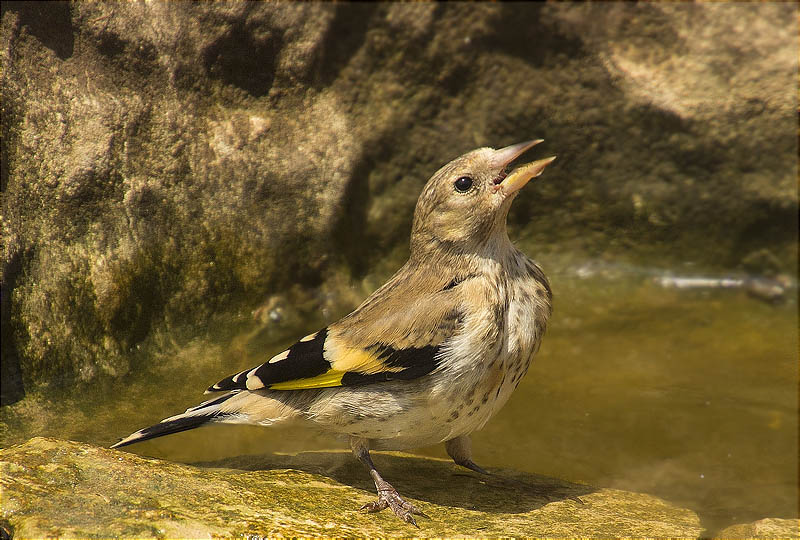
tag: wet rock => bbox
[1,3,795,393]
[715,518,799,539]
[0,437,702,538]
[743,275,792,305]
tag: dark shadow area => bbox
[735,202,799,269]
[2,1,75,60]
[202,19,279,97]
[0,519,13,540]
[194,451,595,515]
[0,75,16,194]
[312,3,379,89]
[1,249,27,406]
[480,3,586,67]
[329,150,376,278]
[95,30,159,79]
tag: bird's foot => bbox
[455,460,534,491]
[360,480,428,527]
[456,458,491,476]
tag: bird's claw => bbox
[360,487,428,527]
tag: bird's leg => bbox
[445,435,491,475]
[349,436,429,527]
[445,435,580,501]
[446,434,532,488]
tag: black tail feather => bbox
[111,415,214,449]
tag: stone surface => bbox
[1,3,796,395]
[0,437,703,538]
[716,518,799,539]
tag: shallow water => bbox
[2,259,797,536]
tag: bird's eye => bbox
[454,176,473,193]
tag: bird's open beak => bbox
[500,156,557,196]
[490,139,543,169]
[491,140,556,196]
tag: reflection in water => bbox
[1,259,796,536]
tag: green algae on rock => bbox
[1,437,703,538]
[715,518,800,540]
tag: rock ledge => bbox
[0,437,704,537]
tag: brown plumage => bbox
[112,140,556,527]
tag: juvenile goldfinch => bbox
[112,140,555,526]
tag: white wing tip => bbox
[268,350,290,364]
[245,367,264,390]
[299,332,317,342]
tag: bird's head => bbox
[410,140,556,258]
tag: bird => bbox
[112,140,556,527]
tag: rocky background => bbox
[1,2,797,402]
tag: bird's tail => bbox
[110,392,239,449]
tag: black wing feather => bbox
[208,328,329,392]
[208,328,445,392]
[341,344,440,386]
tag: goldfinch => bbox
[112,140,555,527]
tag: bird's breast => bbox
[431,257,551,438]
[304,255,551,449]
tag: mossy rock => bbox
[715,518,799,540]
[0,437,703,537]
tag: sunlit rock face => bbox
[1,2,795,394]
[0,437,703,538]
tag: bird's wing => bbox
[208,263,466,393]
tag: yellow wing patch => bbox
[265,336,404,390]
[326,335,404,375]
[268,369,345,390]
